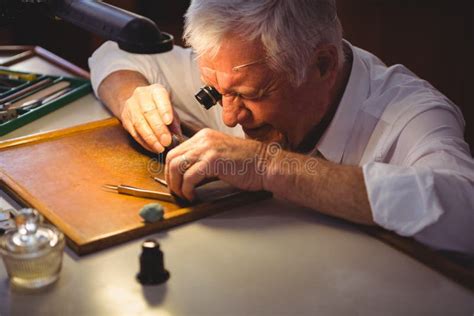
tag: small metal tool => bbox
[0,77,52,105]
[7,80,71,110]
[103,184,175,202]
[17,88,71,113]
[170,133,188,148]
[153,174,218,189]
[152,176,168,187]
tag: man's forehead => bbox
[199,35,266,71]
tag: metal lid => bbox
[0,209,62,256]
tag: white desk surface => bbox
[0,58,472,316]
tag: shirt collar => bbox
[315,41,370,163]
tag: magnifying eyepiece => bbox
[195,86,222,110]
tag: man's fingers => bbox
[165,137,196,167]
[133,115,165,153]
[143,110,172,146]
[181,160,208,201]
[152,85,173,125]
[135,132,156,153]
[166,149,202,198]
[132,87,173,148]
[168,108,183,136]
[122,108,155,152]
[166,154,185,197]
[135,86,157,113]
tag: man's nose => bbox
[221,95,251,127]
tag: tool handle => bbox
[117,185,174,202]
[0,69,37,81]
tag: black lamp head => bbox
[117,18,173,54]
[0,0,174,54]
[52,0,174,54]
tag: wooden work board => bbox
[0,118,269,255]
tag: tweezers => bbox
[103,184,175,202]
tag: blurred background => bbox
[0,0,472,151]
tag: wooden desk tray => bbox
[0,118,269,255]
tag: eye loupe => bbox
[195,86,222,110]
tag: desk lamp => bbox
[0,1,217,110]
[0,0,174,54]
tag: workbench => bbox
[0,52,473,316]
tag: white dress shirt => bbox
[89,41,474,254]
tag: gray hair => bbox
[184,0,344,87]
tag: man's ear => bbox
[314,45,338,80]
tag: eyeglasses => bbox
[194,57,268,110]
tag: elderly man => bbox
[89,0,473,253]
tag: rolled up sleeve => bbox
[88,41,169,96]
[364,162,444,236]
[363,107,474,254]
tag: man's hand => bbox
[165,128,268,201]
[98,70,181,153]
[121,84,181,153]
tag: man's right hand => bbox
[98,70,182,153]
[120,84,181,153]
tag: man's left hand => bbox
[165,128,268,201]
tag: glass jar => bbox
[0,208,65,289]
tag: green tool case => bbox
[0,69,91,136]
